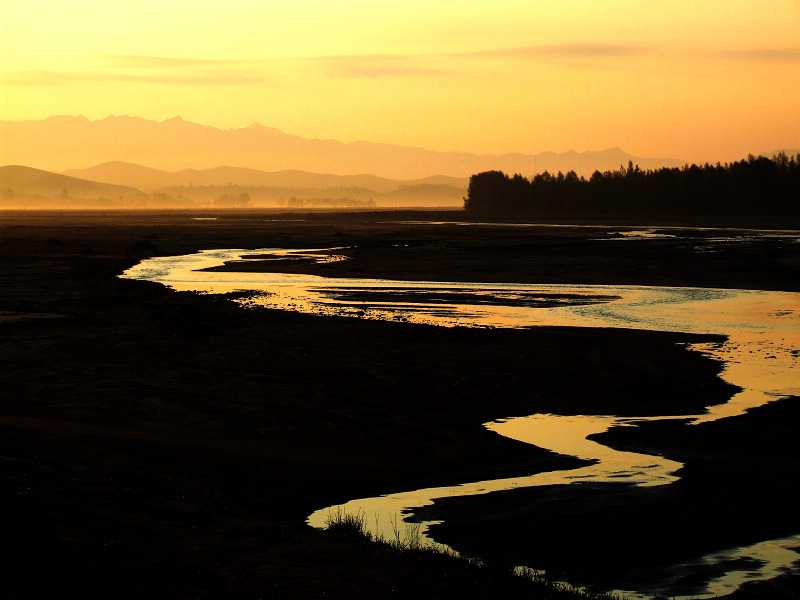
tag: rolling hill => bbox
[61,162,469,194]
[0,165,142,197]
[57,162,468,207]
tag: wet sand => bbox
[1,210,798,598]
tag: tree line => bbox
[463,153,800,216]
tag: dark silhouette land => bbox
[1,210,799,598]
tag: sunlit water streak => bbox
[121,248,800,599]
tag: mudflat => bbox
[1,210,798,598]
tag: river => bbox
[121,246,800,599]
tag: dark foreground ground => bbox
[1,209,799,598]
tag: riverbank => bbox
[1,210,798,598]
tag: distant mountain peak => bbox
[0,114,685,178]
[161,115,185,123]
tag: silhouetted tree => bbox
[463,153,800,217]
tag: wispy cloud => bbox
[100,54,250,69]
[483,44,651,59]
[1,43,689,88]
[1,70,264,86]
[308,55,449,79]
[303,44,650,79]
[6,43,798,89]
[103,53,448,80]
[711,48,800,62]
[1,54,273,86]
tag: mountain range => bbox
[60,162,467,194]
[1,115,683,179]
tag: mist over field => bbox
[0,163,467,209]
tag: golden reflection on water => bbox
[122,248,800,599]
[122,248,800,414]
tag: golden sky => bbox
[1,0,799,163]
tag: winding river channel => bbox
[122,245,800,599]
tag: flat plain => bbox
[1,210,799,598]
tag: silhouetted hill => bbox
[62,161,469,195]
[0,165,142,197]
[62,161,178,189]
[176,167,400,192]
[1,115,683,179]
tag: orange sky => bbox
[1,0,799,163]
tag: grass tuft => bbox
[323,507,629,599]
[324,506,371,539]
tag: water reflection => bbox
[121,248,800,599]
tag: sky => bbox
[1,0,799,163]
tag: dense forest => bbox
[464,153,800,216]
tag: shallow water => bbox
[121,248,800,599]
